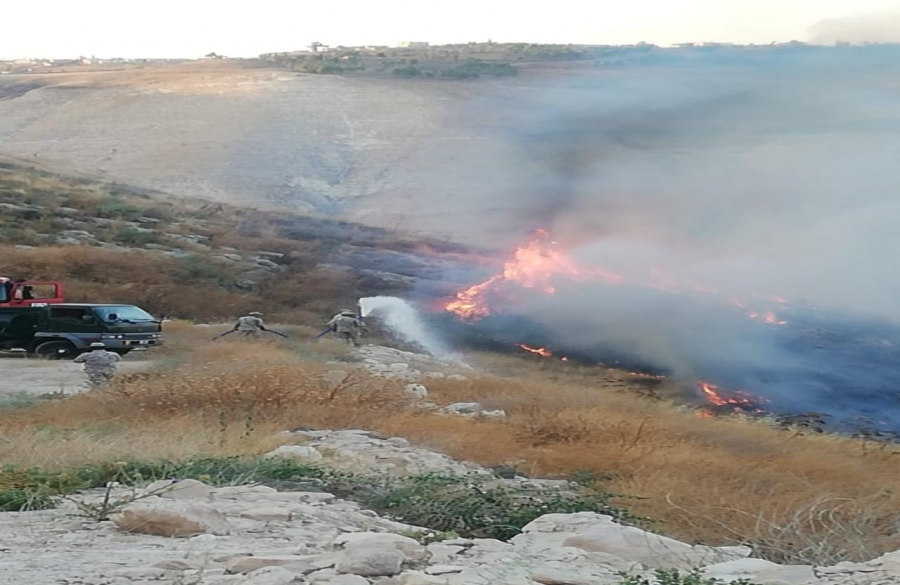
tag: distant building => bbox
[397,41,429,49]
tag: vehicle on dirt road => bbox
[0,303,163,359]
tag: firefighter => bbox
[327,309,365,346]
[232,311,268,338]
[73,342,122,388]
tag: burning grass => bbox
[2,326,900,565]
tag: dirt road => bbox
[0,353,150,396]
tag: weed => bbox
[617,569,753,585]
[359,472,642,540]
[0,392,42,410]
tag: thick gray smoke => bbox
[435,47,900,424]
[484,47,900,322]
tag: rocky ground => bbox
[3,428,899,585]
[3,345,898,584]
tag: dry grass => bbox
[0,159,450,322]
[377,375,900,564]
[2,326,900,564]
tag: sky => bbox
[2,0,899,59]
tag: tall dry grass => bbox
[2,327,900,564]
[376,375,900,564]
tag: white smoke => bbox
[808,13,900,45]
[359,296,454,358]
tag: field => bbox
[3,322,899,566]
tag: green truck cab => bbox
[0,303,163,359]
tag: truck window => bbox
[16,284,57,300]
[49,307,93,322]
[93,306,156,322]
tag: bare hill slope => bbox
[2,46,900,249]
[0,60,544,244]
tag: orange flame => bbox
[445,229,788,326]
[698,381,768,412]
[517,344,553,357]
[445,230,622,321]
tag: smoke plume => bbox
[809,13,900,44]
[434,47,900,427]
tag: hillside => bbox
[4,43,900,585]
[3,44,898,248]
[0,156,488,322]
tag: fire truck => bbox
[0,278,163,358]
[0,277,64,307]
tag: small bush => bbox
[393,65,422,78]
[360,472,641,540]
[94,200,144,220]
[112,227,163,246]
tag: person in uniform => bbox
[232,312,268,338]
[327,310,365,346]
[73,342,122,388]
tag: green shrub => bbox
[112,227,163,246]
[94,200,144,220]
[393,65,422,78]
[442,60,518,79]
[618,570,753,585]
[358,472,642,540]
[0,458,641,541]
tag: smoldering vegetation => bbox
[429,45,900,430]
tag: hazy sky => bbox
[2,0,898,59]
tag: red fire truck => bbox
[0,277,64,307]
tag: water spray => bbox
[359,296,454,358]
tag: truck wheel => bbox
[33,340,79,360]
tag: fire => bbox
[698,381,768,412]
[745,310,788,325]
[517,344,553,357]
[444,230,623,321]
[444,229,788,326]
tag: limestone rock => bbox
[394,571,450,584]
[478,409,506,419]
[426,543,464,564]
[335,532,430,563]
[444,402,483,414]
[336,550,404,577]
[239,507,296,522]
[224,555,315,575]
[153,559,198,571]
[425,565,465,575]
[562,525,732,571]
[530,566,608,585]
[111,501,234,537]
[238,566,305,584]
[404,383,428,399]
[145,478,214,500]
[881,550,900,576]
[702,558,816,585]
[325,576,371,585]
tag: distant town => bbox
[3,40,898,77]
